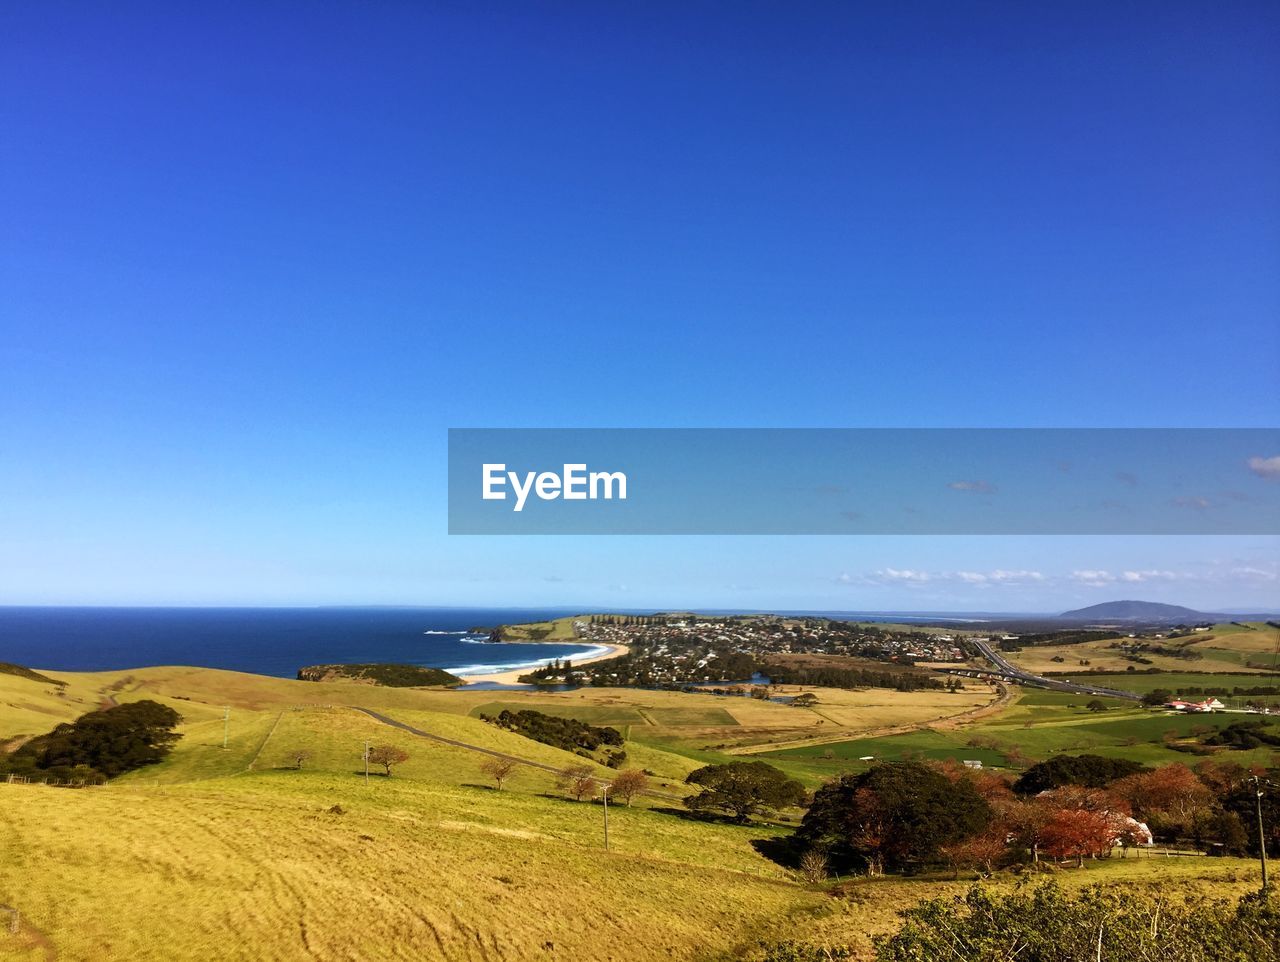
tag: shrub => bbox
[3,700,181,780]
[874,883,1280,962]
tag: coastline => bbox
[458,642,631,686]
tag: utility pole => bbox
[363,742,370,784]
[1253,775,1269,893]
[602,783,610,851]
[222,707,230,749]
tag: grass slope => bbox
[1,663,1270,961]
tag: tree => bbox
[939,830,1007,877]
[1041,784,1124,814]
[1109,764,1213,840]
[797,762,992,875]
[1141,689,1173,706]
[367,744,409,776]
[1013,754,1144,795]
[1002,797,1053,864]
[610,769,649,806]
[1086,699,1107,712]
[7,700,182,780]
[1197,809,1250,856]
[798,848,829,883]
[291,748,314,770]
[1039,807,1115,866]
[684,761,806,823]
[791,692,819,709]
[559,764,597,801]
[1194,759,1250,796]
[1223,779,1280,858]
[479,756,517,790]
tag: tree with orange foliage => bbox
[609,768,649,806]
[939,829,1007,877]
[1041,783,1125,814]
[1193,758,1249,796]
[1001,798,1052,864]
[1110,763,1213,840]
[1040,807,1115,867]
[934,759,1014,805]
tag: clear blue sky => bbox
[2,2,1277,610]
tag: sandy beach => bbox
[459,642,630,686]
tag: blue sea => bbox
[0,607,607,680]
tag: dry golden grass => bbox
[0,772,819,962]
[0,665,1262,962]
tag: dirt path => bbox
[354,707,685,802]
[246,711,285,772]
[1,907,57,961]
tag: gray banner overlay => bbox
[448,428,1280,535]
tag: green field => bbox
[764,689,1280,773]
[1059,670,1280,700]
[1005,621,1280,676]
[470,700,650,727]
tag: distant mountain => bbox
[1057,600,1218,622]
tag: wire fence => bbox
[3,773,105,788]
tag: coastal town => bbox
[512,614,970,688]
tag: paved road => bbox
[354,707,685,802]
[963,640,1141,702]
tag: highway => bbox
[962,639,1141,702]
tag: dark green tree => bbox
[1013,754,1145,795]
[8,700,182,779]
[684,761,807,822]
[797,762,992,874]
[1223,779,1280,857]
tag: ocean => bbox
[0,607,607,679]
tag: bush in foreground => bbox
[762,884,1279,962]
[876,883,1279,962]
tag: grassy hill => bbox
[1004,621,1280,675]
[0,663,1271,960]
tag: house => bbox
[1106,812,1154,847]
[1164,698,1223,713]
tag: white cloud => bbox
[1172,496,1211,510]
[947,480,997,494]
[846,568,1045,588]
[1120,570,1178,583]
[1247,455,1280,480]
[989,569,1045,583]
[1229,565,1278,583]
[1071,569,1116,587]
[879,568,931,583]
